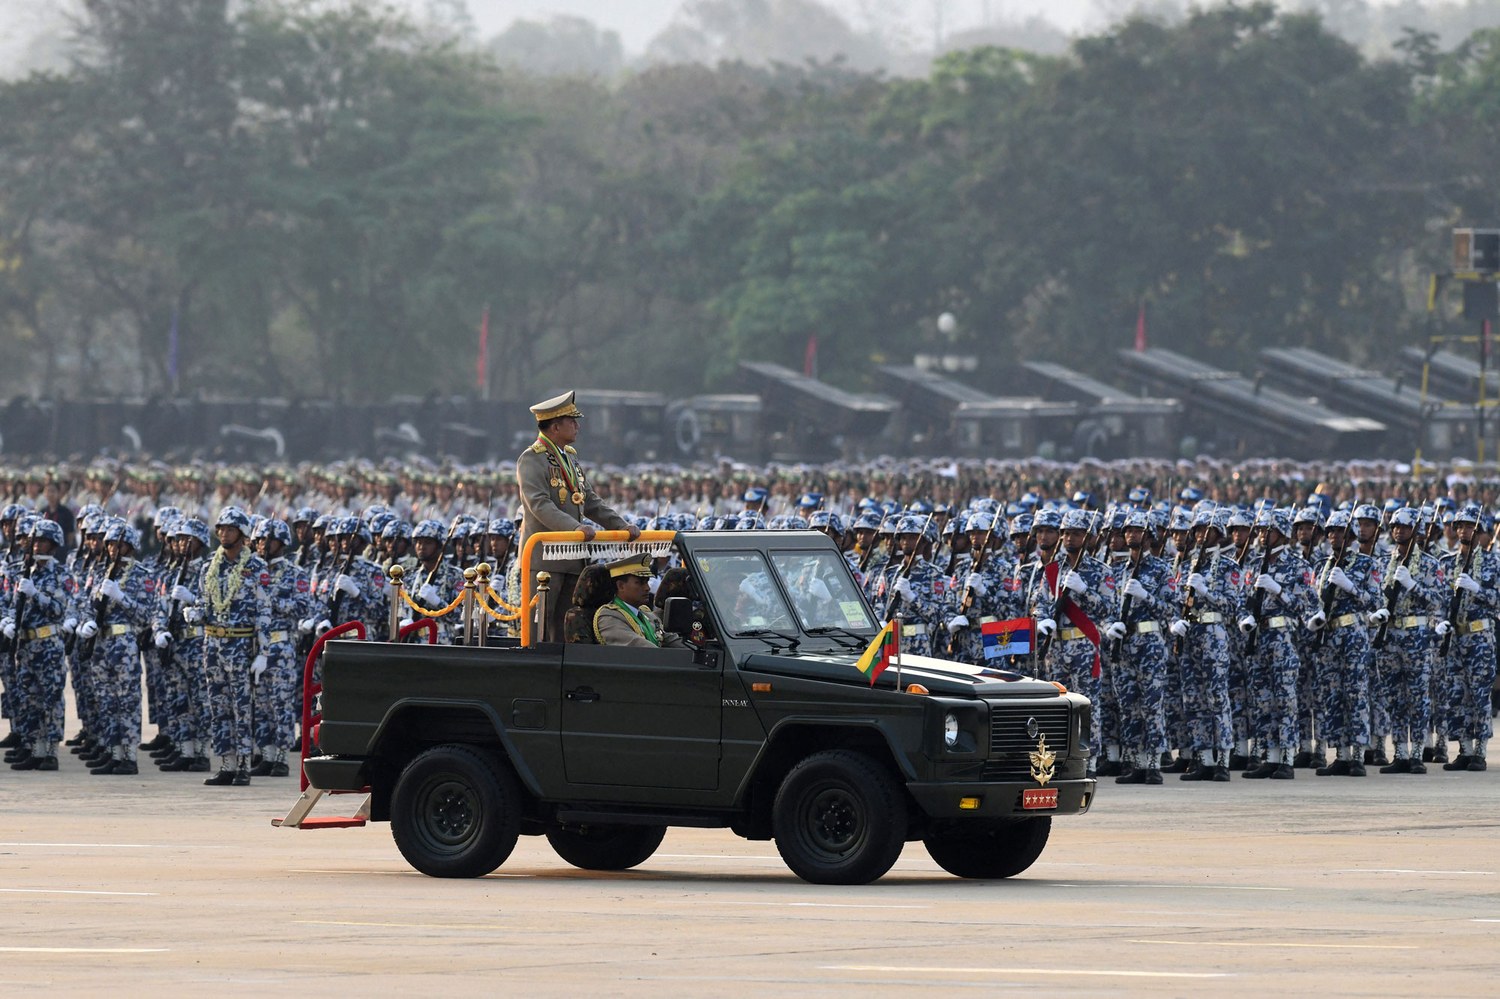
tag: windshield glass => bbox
[696,552,796,634]
[770,550,876,632]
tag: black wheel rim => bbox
[801,782,866,859]
[415,775,480,853]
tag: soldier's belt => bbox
[1191,612,1223,625]
[978,616,999,625]
[269,630,290,644]
[1059,627,1088,641]
[1263,616,1291,629]
[1460,619,1492,634]
[106,623,133,637]
[1330,613,1361,629]
[180,625,205,639]
[1133,621,1160,634]
[901,624,929,637]
[1394,615,1428,630]
[21,625,57,641]
[205,625,254,639]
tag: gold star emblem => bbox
[1029,734,1057,787]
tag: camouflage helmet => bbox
[215,505,251,533]
[173,518,212,547]
[381,519,412,541]
[30,518,64,548]
[105,521,141,550]
[252,518,294,548]
[487,518,517,539]
[412,518,447,541]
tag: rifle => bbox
[1036,543,1085,663]
[1110,546,1142,659]
[5,546,36,662]
[1173,542,1207,657]
[1243,543,1276,656]
[326,542,359,627]
[164,550,191,641]
[1439,539,1474,657]
[80,551,123,661]
[1311,538,1354,652]
[1372,534,1416,650]
[946,515,999,657]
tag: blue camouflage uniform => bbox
[1307,526,1381,768]
[1372,512,1444,767]
[81,523,154,771]
[3,520,75,767]
[1172,523,1243,777]
[1438,521,1498,768]
[253,519,315,772]
[1105,523,1178,778]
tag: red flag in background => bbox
[804,333,819,378]
[1134,301,1148,352]
[476,305,490,396]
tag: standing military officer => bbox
[516,391,638,641]
[1172,509,1242,781]
[1109,510,1178,785]
[1438,504,1498,771]
[78,522,153,775]
[1307,511,1380,776]
[251,518,313,776]
[2,520,74,771]
[1373,506,1444,773]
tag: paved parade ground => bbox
[3,762,1498,996]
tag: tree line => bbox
[0,0,1495,405]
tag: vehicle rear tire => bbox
[390,744,522,878]
[546,824,666,871]
[772,749,907,885]
[923,817,1051,879]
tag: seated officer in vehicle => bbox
[592,554,688,648]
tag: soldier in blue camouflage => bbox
[1171,509,1243,781]
[192,506,274,786]
[1026,508,1116,768]
[874,516,945,657]
[1373,506,1445,774]
[77,521,155,775]
[402,519,467,644]
[943,511,1012,666]
[251,518,314,776]
[1437,505,1498,772]
[1237,509,1322,779]
[136,506,181,757]
[2,519,75,771]
[153,518,212,772]
[1307,511,1381,776]
[1108,510,1179,784]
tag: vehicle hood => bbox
[740,651,1066,698]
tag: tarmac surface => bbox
[3,752,1499,996]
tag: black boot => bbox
[231,767,251,787]
[1316,759,1351,776]
[1347,759,1367,777]
[139,732,170,752]
[203,768,237,786]
[1228,753,1251,771]
[12,754,57,771]
[1407,759,1427,774]
[0,731,20,749]
[1379,758,1411,774]
[1292,750,1314,769]
[250,758,275,777]
[1468,757,1488,772]
[64,730,89,747]
[89,758,121,775]
[1243,762,1276,779]
[1162,756,1193,774]
[1443,755,1472,771]
[1269,763,1296,779]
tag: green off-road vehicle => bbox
[283,529,1095,884]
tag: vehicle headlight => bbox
[943,712,960,748]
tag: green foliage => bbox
[0,0,1491,406]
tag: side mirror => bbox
[662,596,694,635]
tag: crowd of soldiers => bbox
[0,449,1496,786]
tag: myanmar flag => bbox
[855,620,899,686]
[981,617,1034,661]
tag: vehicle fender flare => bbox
[735,716,915,803]
[367,698,544,797]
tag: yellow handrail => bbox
[518,530,677,646]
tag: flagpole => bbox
[894,615,902,690]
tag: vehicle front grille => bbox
[982,703,1071,780]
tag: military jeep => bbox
[296,529,1095,884]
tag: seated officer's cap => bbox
[607,553,653,578]
[530,390,584,423]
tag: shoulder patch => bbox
[529,441,546,454]
[296,579,309,593]
[563,444,577,455]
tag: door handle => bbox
[566,687,600,702]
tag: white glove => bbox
[15,577,37,598]
[100,578,125,602]
[1123,577,1149,601]
[77,620,99,639]
[1254,573,1282,597]
[1,619,14,640]
[1457,572,1482,594]
[171,584,196,603]
[316,618,332,633]
[251,654,268,679]
[647,576,661,596]
[1368,608,1390,625]
[1061,570,1086,595]
[1435,619,1453,637]
[62,617,77,636]
[1103,621,1127,641]
[1036,617,1057,638]
[153,631,171,649]
[398,617,414,630]
[418,583,443,605]
[1169,619,1189,638]
[298,616,316,634]
[808,578,831,601]
[1187,572,1209,597]
[964,572,988,596]
[1238,615,1257,634]
[335,573,360,597]
[946,614,969,634]
[182,606,203,623]
[893,577,915,601]
[1329,567,1355,594]
[1306,610,1327,631]
[1394,565,1416,590]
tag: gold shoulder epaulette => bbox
[564,445,577,455]
[529,440,546,454]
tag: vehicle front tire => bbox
[772,749,908,885]
[923,817,1051,879]
[390,744,522,878]
[546,824,666,871]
